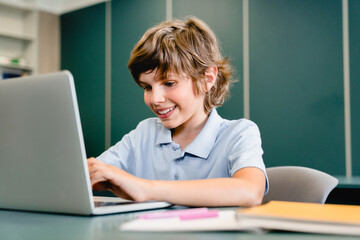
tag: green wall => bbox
[350,0,360,175]
[111,0,166,143]
[249,0,345,175]
[61,0,359,176]
[61,3,106,158]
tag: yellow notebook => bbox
[236,201,360,235]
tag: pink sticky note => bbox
[139,207,208,219]
[179,210,219,220]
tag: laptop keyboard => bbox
[94,200,138,207]
[93,196,138,207]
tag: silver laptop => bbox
[0,71,171,215]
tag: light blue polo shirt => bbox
[97,108,268,192]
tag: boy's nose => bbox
[151,88,165,105]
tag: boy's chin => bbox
[159,120,178,130]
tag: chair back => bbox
[262,166,338,204]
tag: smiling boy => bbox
[87,17,268,207]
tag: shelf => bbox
[0,63,32,72]
[0,31,33,42]
[0,0,38,75]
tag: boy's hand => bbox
[87,158,151,202]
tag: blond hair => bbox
[128,17,235,113]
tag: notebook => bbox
[0,71,171,215]
[121,201,360,236]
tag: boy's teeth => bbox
[158,107,174,115]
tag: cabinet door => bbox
[249,0,345,175]
[173,0,244,119]
[111,0,166,143]
[61,3,106,157]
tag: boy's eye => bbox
[164,81,175,87]
[142,85,152,91]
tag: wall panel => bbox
[349,0,360,175]
[111,0,166,144]
[249,0,345,175]
[61,3,106,157]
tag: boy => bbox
[88,17,268,207]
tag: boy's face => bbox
[139,69,207,131]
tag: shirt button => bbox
[173,159,179,164]
[172,146,177,151]
[174,174,179,180]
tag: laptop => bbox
[0,71,171,215]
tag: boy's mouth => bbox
[157,106,175,115]
[156,106,176,117]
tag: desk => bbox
[0,209,358,240]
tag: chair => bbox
[262,166,338,204]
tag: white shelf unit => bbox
[0,1,39,79]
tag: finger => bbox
[87,157,102,167]
[92,181,111,191]
[88,158,118,173]
[92,180,131,200]
[88,161,109,175]
[89,169,109,187]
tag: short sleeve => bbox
[227,120,268,192]
[96,132,135,172]
[96,118,160,175]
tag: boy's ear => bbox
[204,67,218,92]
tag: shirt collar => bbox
[156,119,173,145]
[155,108,223,159]
[185,108,222,159]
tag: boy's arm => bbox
[148,168,265,207]
[88,158,265,207]
[149,167,265,207]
